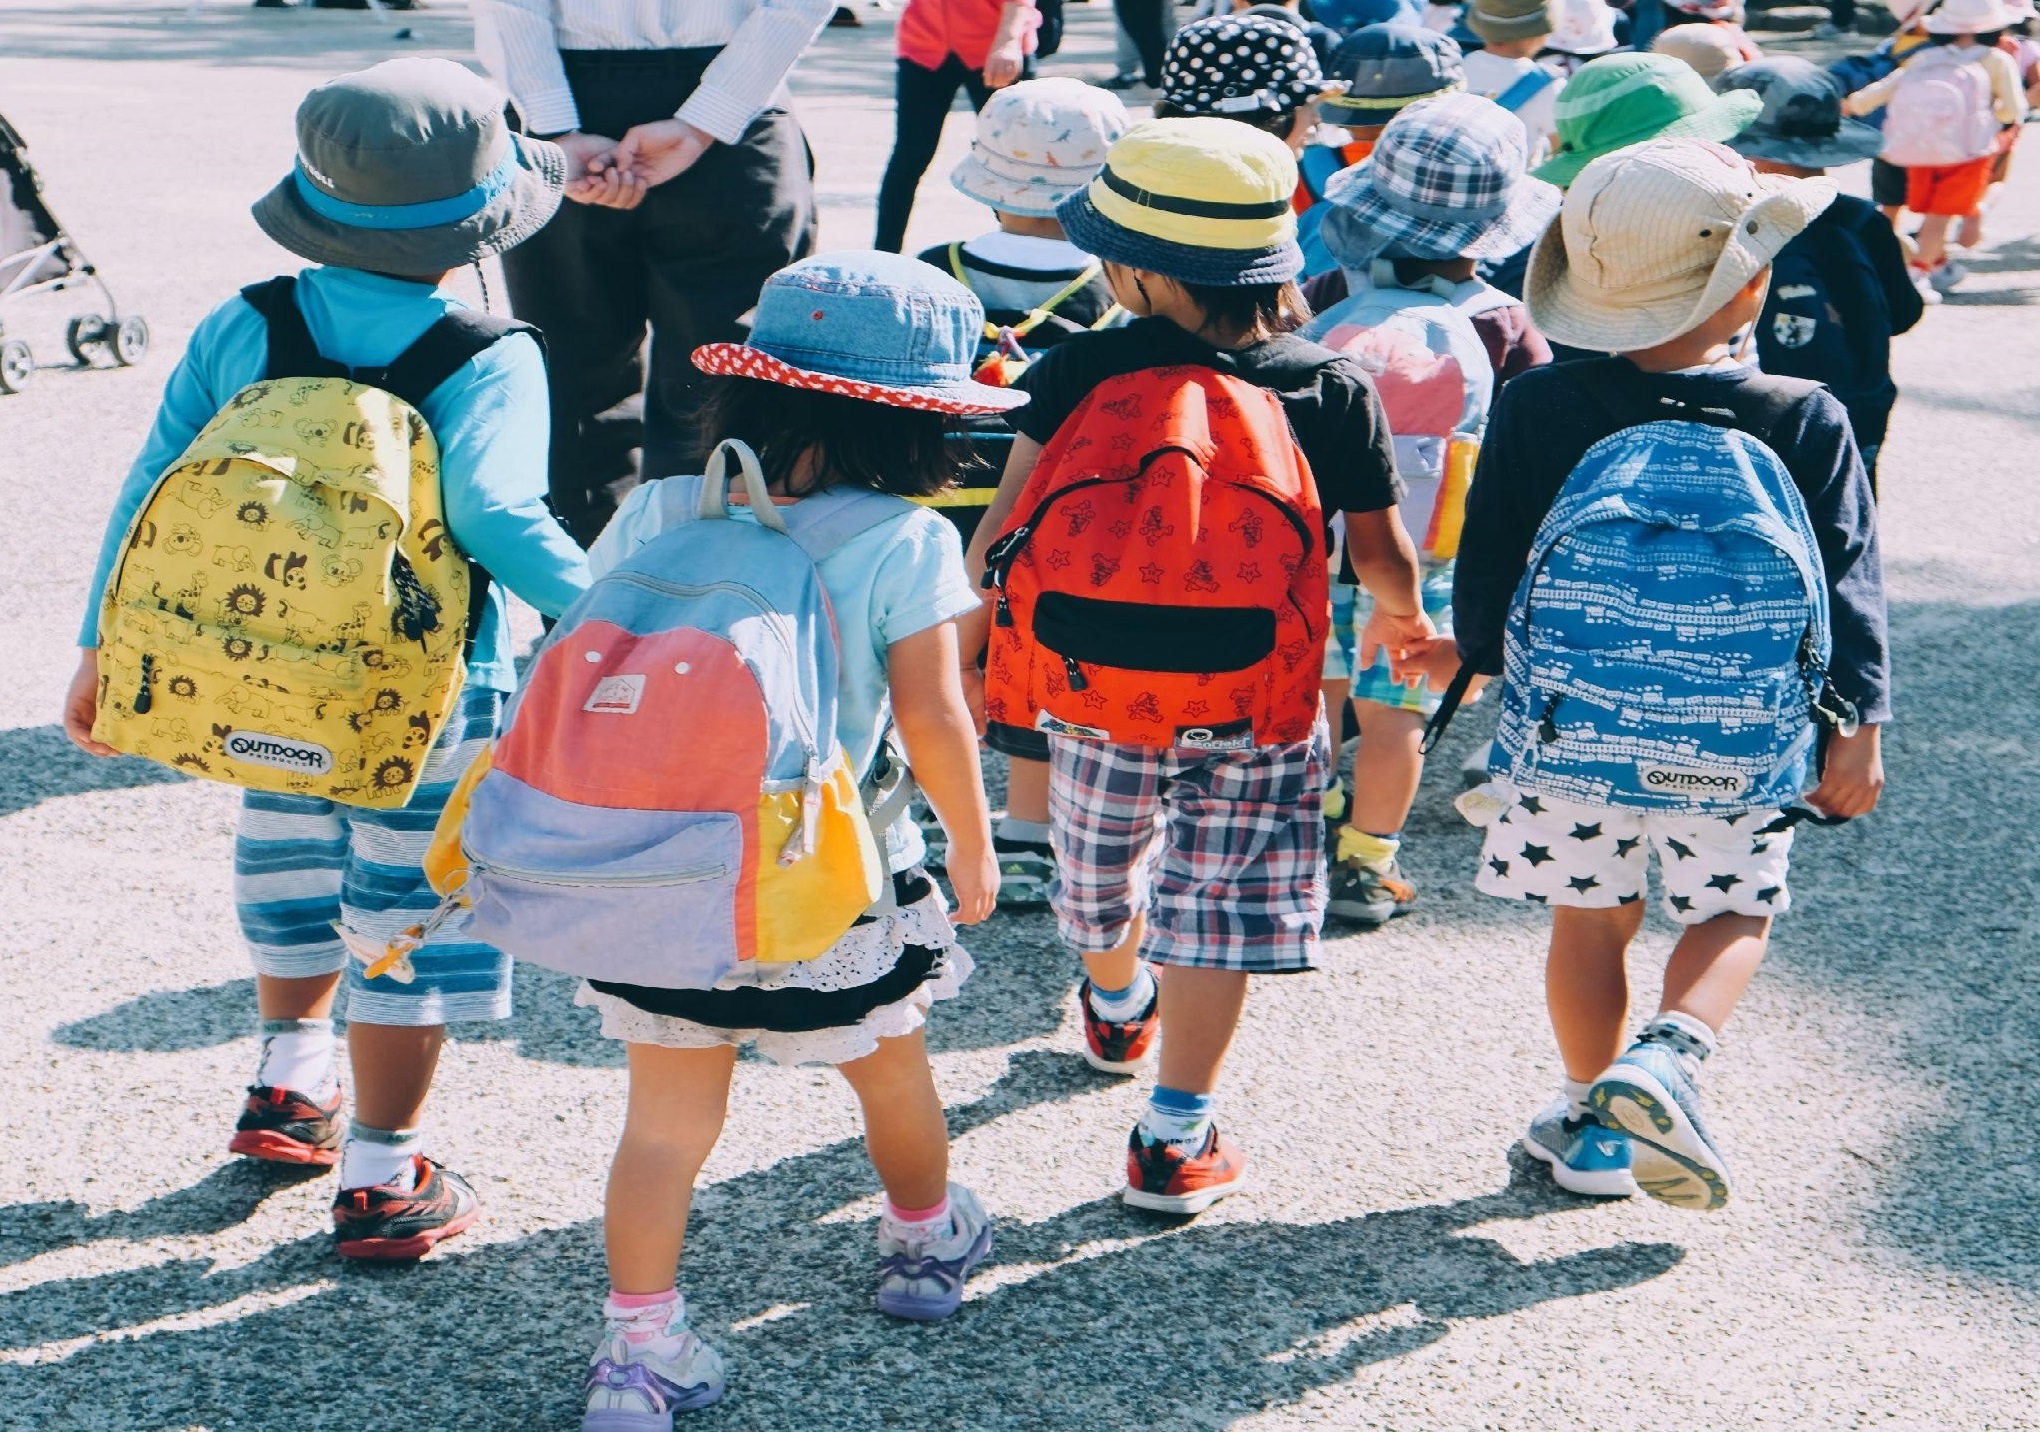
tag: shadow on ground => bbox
[0,724,186,818]
[0,1049,1682,1430]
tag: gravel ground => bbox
[1,4,2036,1428]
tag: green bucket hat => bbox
[253,58,565,274]
[1532,52,1763,189]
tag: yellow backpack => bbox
[92,277,529,809]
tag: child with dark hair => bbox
[570,252,1008,1422]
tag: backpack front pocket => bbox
[460,772,744,989]
[1032,592,1277,673]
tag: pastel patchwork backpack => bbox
[420,442,912,991]
[1303,264,1496,562]
[91,277,523,808]
[1430,364,1859,815]
[1879,45,2000,167]
[981,366,1328,751]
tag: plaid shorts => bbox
[233,684,509,1027]
[1045,716,1332,972]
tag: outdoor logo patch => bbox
[1174,718,1254,751]
[584,674,646,716]
[1638,764,1749,798]
[223,730,334,775]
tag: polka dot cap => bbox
[1160,14,1327,119]
[691,342,1027,415]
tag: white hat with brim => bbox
[1926,0,2016,32]
[950,78,1131,218]
[1526,139,1835,352]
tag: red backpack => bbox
[982,365,1328,751]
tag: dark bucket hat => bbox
[1717,58,1885,169]
[253,58,565,274]
[1318,24,1467,126]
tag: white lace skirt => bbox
[573,889,972,1067]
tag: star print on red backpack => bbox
[981,364,1329,751]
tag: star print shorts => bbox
[1463,781,1795,925]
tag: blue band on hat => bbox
[292,151,519,232]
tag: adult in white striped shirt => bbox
[472,0,835,545]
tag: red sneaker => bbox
[1078,978,1159,1075]
[1122,1126,1248,1214]
[332,1157,480,1261]
[228,1085,342,1167]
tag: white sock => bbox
[604,1290,686,1346]
[996,816,1051,846]
[339,1123,422,1191]
[255,1018,337,1098]
[1642,1010,1718,1060]
[1086,964,1156,1022]
[1563,1079,1593,1120]
[880,1193,954,1245]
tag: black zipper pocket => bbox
[1034,592,1276,674]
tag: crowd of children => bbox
[60,0,1971,1414]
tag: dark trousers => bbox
[874,55,1000,253]
[501,48,817,548]
[1114,0,1172,85]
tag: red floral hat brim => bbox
[691,343,1029,416]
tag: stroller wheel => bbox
[112,316,150,367]
[0,339,33,393]
[67,314,111,366]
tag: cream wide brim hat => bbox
[1526,140,1836,352]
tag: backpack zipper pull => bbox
[779,761,825,867]
[133,654,154,715]
[995,595,1013,628]
[1064,656,1088,692]
[1537,696,1561,745]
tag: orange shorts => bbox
[1906,154,1995,216]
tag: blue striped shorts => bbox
[233,684,508,1027]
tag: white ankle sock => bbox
[339,1123,422,1191]
[255,1018,337,1097]
[996,816,1051,846]
[605,1290,686,1345]
[1086,964,1155,1022]
[1563,1079,1593,1120]
[881,1193,953,1244]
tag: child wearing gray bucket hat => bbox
[67,57,587,1260]
[1720,59,1925,486]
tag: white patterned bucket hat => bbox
[950,78,1132,219]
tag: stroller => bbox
[0,112,148,395]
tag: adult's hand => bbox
[554,131,647,210]
[614,120,716,190]
[982,40,1025,89]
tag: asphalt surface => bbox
[1,4,2037,1429]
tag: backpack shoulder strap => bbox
[377,309,543,411]
[780,486,920,562]
[1298,143,1347,200]
[1493,66,1555,113]
[240,276,345,382]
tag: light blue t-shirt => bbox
[80,266,590,691]
[588,479,980,866]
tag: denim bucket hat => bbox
[1057,118,1304,286]
[1318,24,1466,126]
[692,252,1028,415]
[1322,93,1562,264]
[1718,58,1884,168]
[252,58,565,274]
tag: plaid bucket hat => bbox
[1321,92,1562,263]
[692,252,1027,415]
[1159,13,1328,118]
[1056,118,1304,285]
[1534,52,1764,188]
[1717,58,1884,168]
[252,58,564,274]
[1318,24,1466,126]
[950,78,1131,218]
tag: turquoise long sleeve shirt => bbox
[79,266,589,692]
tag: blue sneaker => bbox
[582,1323,725,1429]
[1523,1097,1638,1198]
[1589,1037,1732,1211]
[876,1183,993,1321]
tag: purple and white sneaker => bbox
[581,1326,725,1430]
[875,1182,993,1322]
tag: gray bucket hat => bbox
[253,58,565,274]
[1717,58,1885,169]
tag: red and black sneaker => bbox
[1122,1125,1248,1215]
[332,1156,480,1261]
[1078,978,1159,1075]
[229,1085,343,1168]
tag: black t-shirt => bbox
[1453,357,1891,726]
[1006,316,1403,518]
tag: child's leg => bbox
[1547,904,1644,1082]
[1659,913,1770,1033]
[1914,212,1953,271]
[989,733,1057,907]
[1154,965,1251,1095]
[1348,701,1425,839]
[1004,754,1051,828]
[837,1028,948,1210]
[606,1042,738,1294]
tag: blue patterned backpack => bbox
[1475,375,1856,815]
